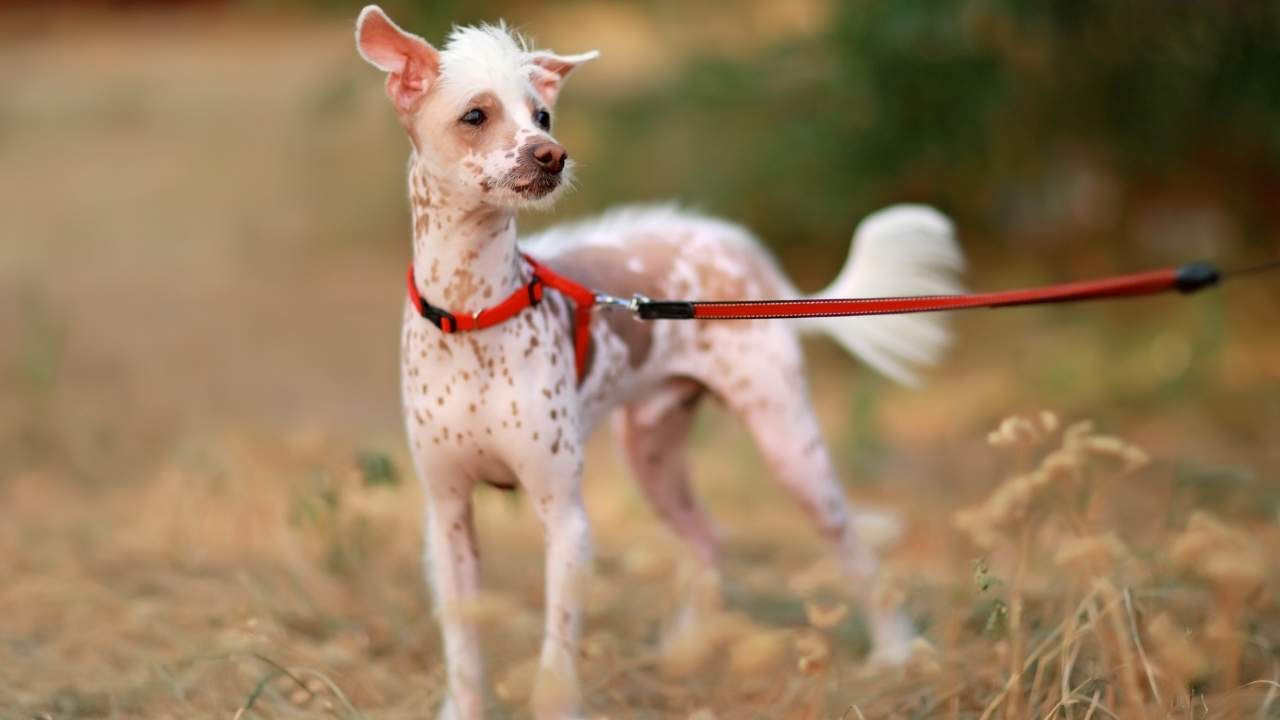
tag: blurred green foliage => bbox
[356,449,400,487]
[602,0,1280,255]
[320,0,1280,265]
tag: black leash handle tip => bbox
[1175,261,1221,294]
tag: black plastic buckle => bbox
[416,298,458,332]
[636,300,696,320]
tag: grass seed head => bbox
[1081,435,1150,473]
[1054,532,1128,577]
[1171,511,1265,600]
[1062,420,1096,449]
[987,415,1042,447]
[1147,612,1209,686]
[954,469,1055,548]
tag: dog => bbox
[354,6,963,718]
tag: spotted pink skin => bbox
[357,7,912,718]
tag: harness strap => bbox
[406,254,594,382]
[520,255,597,382]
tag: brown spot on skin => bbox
[522,335,540,358]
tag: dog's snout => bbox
[531,142,567,175]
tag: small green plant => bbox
[356,450,399,488]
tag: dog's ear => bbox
[527,49,600,106]
[355,5,440,115]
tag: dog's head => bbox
[355,5,597,210]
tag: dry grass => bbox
[4,413,1277,718]
[2,7,1279,720]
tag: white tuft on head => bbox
[435,23,529,102]
[429,22,598,113]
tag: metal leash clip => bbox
[594,293,640,312]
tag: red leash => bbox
[633,261,1237,320]
[409,257,1275,378]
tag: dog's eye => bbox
[534,108,551,131]
[460,108,487,126]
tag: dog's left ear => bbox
[527,50,600,106]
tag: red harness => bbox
[407,254,596,382]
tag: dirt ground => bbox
[2,9,1279,720]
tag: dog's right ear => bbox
[355,5,440,115]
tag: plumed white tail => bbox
[796,205,965,386]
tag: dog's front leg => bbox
[423,482,484,720]
[522,452,592,720]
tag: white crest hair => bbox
[435,22,538,110]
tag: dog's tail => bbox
[794,205,965,387]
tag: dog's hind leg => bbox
[702,330,915,664]
[613,378,724,640]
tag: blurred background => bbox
[1,1,1278,717]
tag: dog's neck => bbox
[408,158,525,313]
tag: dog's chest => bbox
[400,297,584,463]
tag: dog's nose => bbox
[531,142,566,174]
